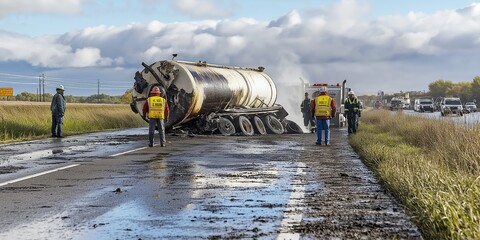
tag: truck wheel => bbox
[218,117,236,136]
[283,120,303,134]
[235,116,254,136]
[262,115,284,134]
[251,116,267,135]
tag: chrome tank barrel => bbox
[133,60,278,128]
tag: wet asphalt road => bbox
[0,127,421,239]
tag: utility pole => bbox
[97,79,100,104]
[42,74,45,102]
[38,75,41,102]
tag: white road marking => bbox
[109,147,147,157]
[277,162,306,240]
[0,164,80,187]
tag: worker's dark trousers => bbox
[51,115,63,137]
[149,118,166,146]
[347,114,358,134]
[303,112,315,127]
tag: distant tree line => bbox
[428,76,480,102]
[0,89,133,104]
[359,76,480,107]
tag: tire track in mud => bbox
[290,130,422,239]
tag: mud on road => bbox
[137,129,421,239]
[290,131,421,239]
[0,128,422,239]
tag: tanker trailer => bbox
[130,56,302,136]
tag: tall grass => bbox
[0,103,147,143]
[351,110,480,239]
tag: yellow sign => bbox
[0,88,13,97]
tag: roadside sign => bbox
[0,88,13,97]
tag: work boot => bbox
[325,142,330,146]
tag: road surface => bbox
[0,127,422,239]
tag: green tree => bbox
[429,80,454,98]
[449,82,472,102]
[15,92,37,101]
[65,95,76,103]
[471,76,480,103]
[120,89,133,104]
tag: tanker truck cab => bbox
[130,56,302,136]
[302,80,347,129]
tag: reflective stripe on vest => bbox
[315,95,332,117]
[147,96,165,119]
[345,98,359,112]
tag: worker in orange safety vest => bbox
[310,86,337,146]
[143,86,170,147]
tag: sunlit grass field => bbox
[0,102,147,143]
[351,110,480,240]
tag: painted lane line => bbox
[0,164,80,187]
[109,147,147,157]
[277,162,306,240]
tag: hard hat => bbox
[319,86,327,93]
[150,86,161,95]
[348,90,355,95]
[56,85,65,91]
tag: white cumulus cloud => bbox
[2,0,480,98]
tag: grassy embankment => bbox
[0,103,147,143]
[351,110,480,240]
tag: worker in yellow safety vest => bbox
[344,90,362,135]
[310,86,337,146]
[143,86,170,147]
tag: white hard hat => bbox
[56,85,65,91]
[319,86,327,92]
[348,90,355,95]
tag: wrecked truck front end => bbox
[131,57,302,135]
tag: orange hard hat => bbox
[150,86,161,95]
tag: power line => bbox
[0,71,132,87]
[0,80,130,90]
[0,80,38,85]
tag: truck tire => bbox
[251,116,267,135]
[235,116,254,136]
[218,117,236,136]
[283,120,303,134]
[262,115,284,134]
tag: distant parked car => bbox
[390,99,404,111]
[440,97,463,116]
[464,102,477,113]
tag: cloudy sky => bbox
[0,0,479,98]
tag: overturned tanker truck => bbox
[130,56,302,136]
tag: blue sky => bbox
[0,0,479,101]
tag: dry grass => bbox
[0,103,147,142]
[350,110,480,239]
